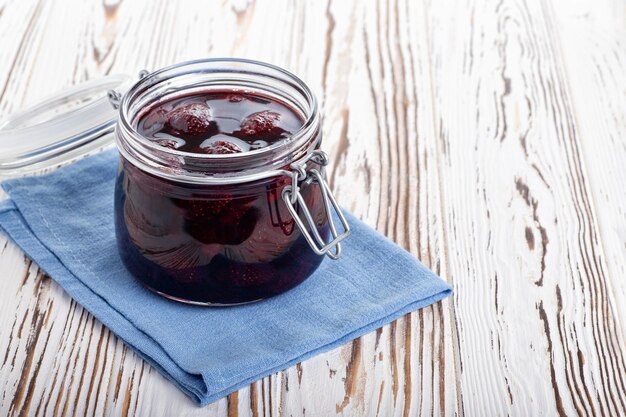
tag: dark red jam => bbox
[115,91,329,304]
[136,91,304,154]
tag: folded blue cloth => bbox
[0,149,451,405]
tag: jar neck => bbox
[115,58,321,185]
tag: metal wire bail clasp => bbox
[282,150,350,260]
[107,70,149,110]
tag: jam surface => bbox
[137,91,304,154]
[116,91,328,304]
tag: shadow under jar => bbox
[113,59,349,305]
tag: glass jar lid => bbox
[0,74,131,174]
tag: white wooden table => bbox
[1,0,625,415]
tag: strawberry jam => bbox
[115,90,329,304]
[136,92,304,154]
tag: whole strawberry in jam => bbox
[172,191,260,246]
[199,141,242,155]
[151,134,186,150]
[184,203,259,246]
[165,103,216,138]
[195,135,247,155]
[236,110,286,139]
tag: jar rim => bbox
[115,58,321,184]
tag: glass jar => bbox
[112,59,349,305]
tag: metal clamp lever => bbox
[282,150,350,260]
[107,70,150,110]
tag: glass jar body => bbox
[114,156,329,304]
[112,58,340,305]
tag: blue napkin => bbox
[0,149,451,406]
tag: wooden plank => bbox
[549,0,626,337]
[426,0,626,415]
[0,0,459,415]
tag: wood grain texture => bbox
[551,0,626,341]
[427,0,626,415]
[0,0,624,415]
